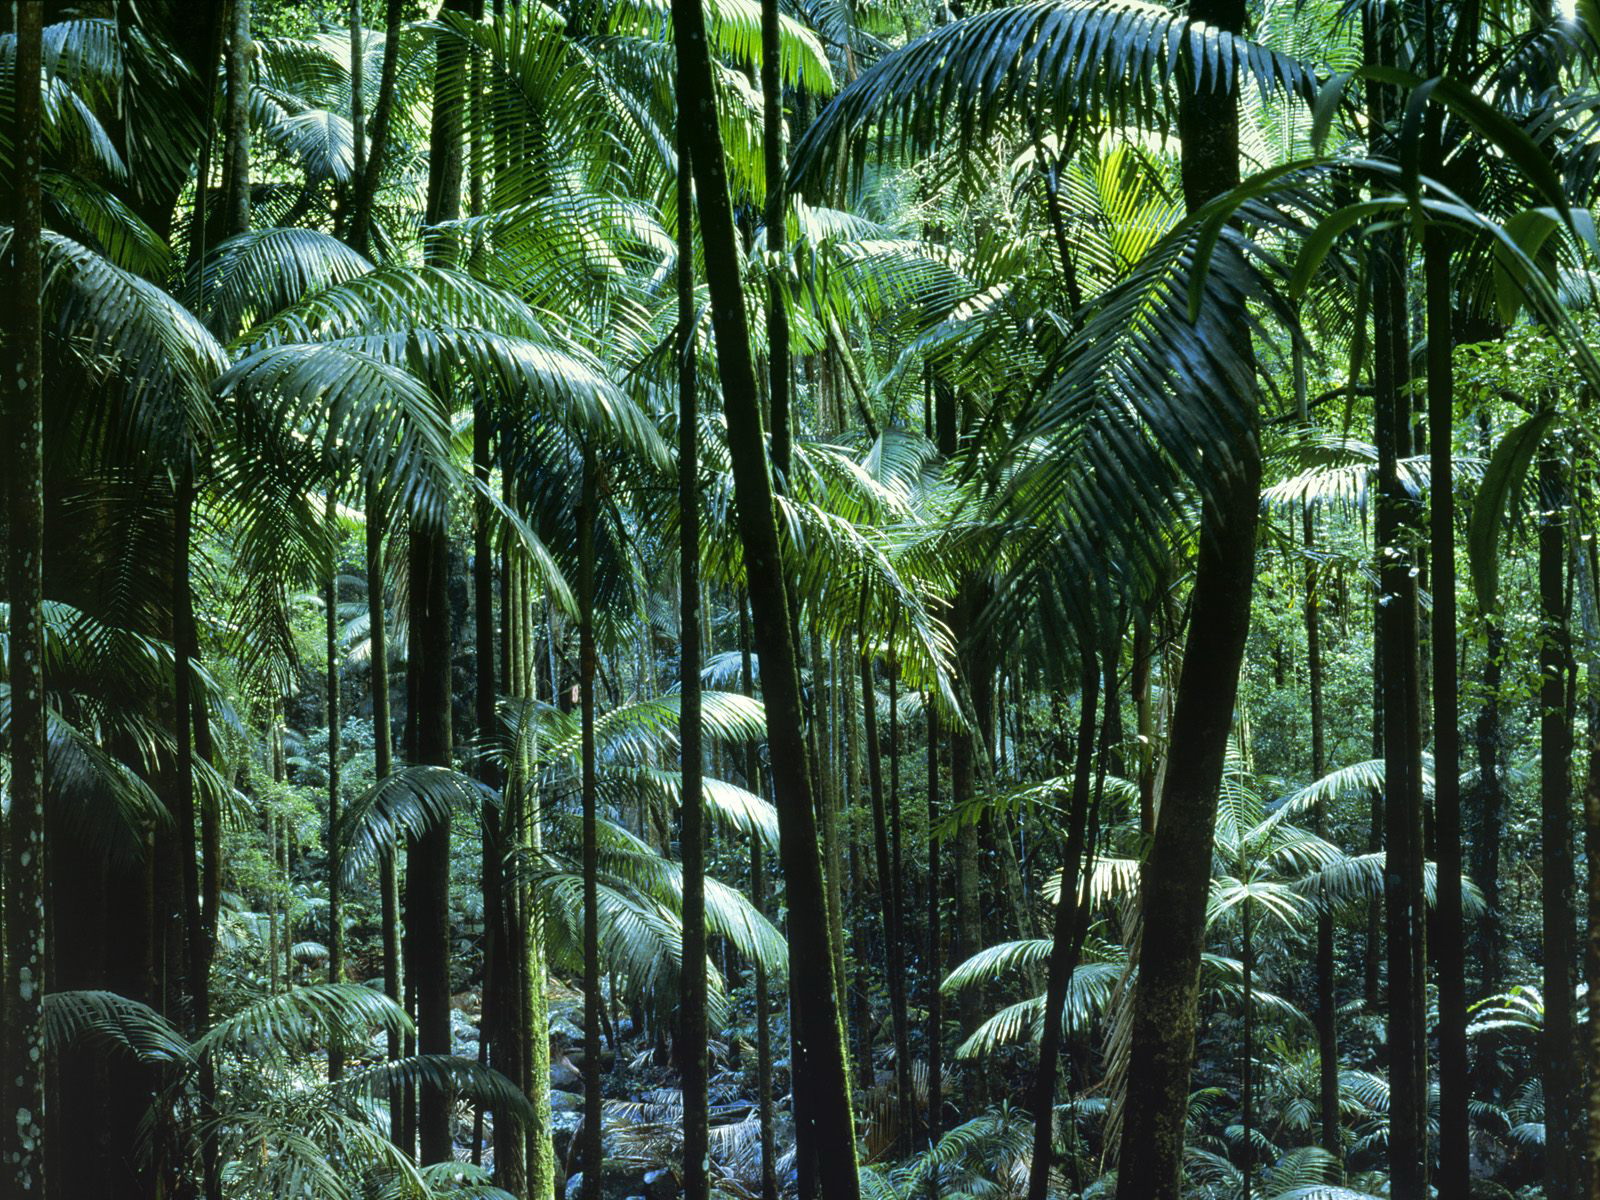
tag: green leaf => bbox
[1468,410,1555,612]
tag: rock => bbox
[549,1089,583,1112]
[643,1167,678,1200]
[551,1052,584,1093]
[566,1174,584,1200]
[551,1110,583,1163]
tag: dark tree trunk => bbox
[672,2,861,1193]
[740,598,780,1200]
[1474,617,1505,993]
[1113,1,1259,1195]
[579,448,605,1200]
[3,5,47,1195]
[407,0,467,1166]
[1026,657,1099,1200]
[1366,9,1427,1190]
[1426,219,1468,1197]
[1304,501,1340,1164]
[408,522,455,1164]
[927,706,944,1180]
[1541,454,1579,1200]
[863,654,913,1153]
[1114,430,1260,1200]
[1580,533,1600,1199]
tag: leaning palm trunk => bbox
[1114,0,1259,1194]
[672,2,861,1194]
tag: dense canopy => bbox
[4,1,1600,1199]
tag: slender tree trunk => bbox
[678,127,711,1200]
[579,449,605,1200]
[1579,533,1600,1200]
[673,4,860,1193]
[408,519,455,1164]
[1541,454,1579,1200]
[474,399,509,1169]
[1241,899,1255,1200]
[351,0,402,255]
[407,0,467,1166]
[327,494,346,1080]
[888,648,913,1144]
[863,654,913,1153]
[1026,657,1099,1200]
[349,0,365,210]
[3,6,47,1194]
[1475,616,1505,992]
[223,0,252,234]
[927,706,943,1185]
[1426,220,1468,1197]
[739,597,780,1200]
[760,0,790,484]
[366,483,407,1143]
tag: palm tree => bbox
[673,1,862,1195]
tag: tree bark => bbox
[740,597,780,1200]
[1026,656,1099,1200]
[3,5,47,1195]
[223,0,252,235]
[327,494,346,1081]
[1426,220,1468,1198]
[672,3,861,1193]
[366,482,407,1152]
[1113,1,1258,1192]
[863,654,914,1154]
[1541,454,1579,1200]
[350,0,403,255]
[678,126,711,1200]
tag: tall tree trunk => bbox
[350,0,403,255]
[408,520,455,1164]
[1114,2,1258,1193]
[223,0,252,235]
[1541,454,1579,1200]
[327,494,346,1081]
[1474,616,1505,993]
[579,449,604,1200]
[678,128,711,1200]
[474,400,508,1170]
[349,0,365,221]
[1579,533,1600,1200]
[366,482,406,1151]
[3,6,47,1195]
[673,3,861,1193]
[1026,656,1099,1200]
[863,654,913,1154]
[927,706,943,1186]
[1426,220,1468,1196]
[1366,8,1427,1190]
[740,597,780,1200]
[408,0,467,1166]
[1296,337,1340,1167]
